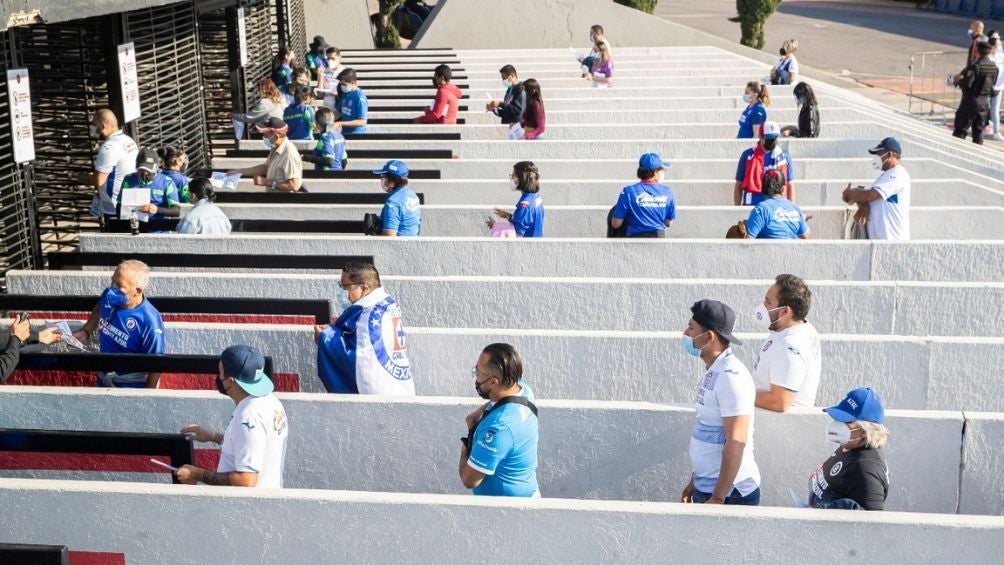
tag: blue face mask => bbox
[335,288,353,312]
[263,137,274,150]
[105,287,128,308]
[339,83,351,94]
[681,331,708,357]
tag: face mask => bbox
[216,376,229,396]
[475,377,492,399]
[105,287,129,307]
[328,59,339,66]
[431,78,439,87]
[501,80,511,89]
[753,304,784,330]
[762,138,778,151]
[968,29,975,38]
[509,178,520,191]
[89,125,100,139]
[380,178,392,192]
[588,35,595,43]
[871,154,886,172]
[263,137,274,150]
[339,83,351,94]
[335,287,353,312]
[826,420,853,444]
[681,331,708,357]
[796,95,806,106]
[742,93,753,104]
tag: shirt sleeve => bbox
[745,205,766,238]
[768,340,809,391]
[611,189,629,220]
[797,210,809,237]
[94,145,118,173]
[467,421,514,475]
[511,200,531,236]
[665,194,676,222]
[785,153,795,181]
[382,202,401,231]
[871,172,904,201]
[140,315,165,355]
[789,58,800,74]
[176,217,197,234]
[164,179,180,207]
[735,152,748,182]
[845,459,887,511]
[715,369,755,417]
[228,415,268,474]
[752,105,767,126]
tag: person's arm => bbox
[744,206,764,239]
[461,422,513,490]
[75,170,111,188]
[458,441,485,489]
[706,415,750,503]
[72,303,101,343]
[241,99,272,123]
[141,317,165,389]
[842,186,882,204]
[610,190,629,229]
[755,384,799,412]
[664,196,676,228]
[733,181,744,206]
[228,163,268,177]
[0,318,30,383]
[381,202,401,237]
[850,464,888,511]
[797,212,811,240]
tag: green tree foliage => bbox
[375,0,403,49]
[614,0,659,14]
[735,0,782,50]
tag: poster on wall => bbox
[6,69,35,163]
[237,8,249,68]
[117,42,141,123]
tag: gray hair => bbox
[117,260,151,290]
[859,421,890,449]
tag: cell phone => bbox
[17,312,28,323]
[460,437,470,448]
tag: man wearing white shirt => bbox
[752,274,821,412]
[842,137,911,240]
[75,108,138,221]
[176,345,289,488]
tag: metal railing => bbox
[908,49,969,124]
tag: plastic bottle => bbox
[129,209,139,236]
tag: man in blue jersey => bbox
[315,262,415,395]
[71,260,165,388]
[460,343,539,497]
[744,169,810,239]
[373,160,421,236]
[610,152,677,238]
[734,121,796,206]
[334,68,368,134]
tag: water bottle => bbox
[129,208,139,236]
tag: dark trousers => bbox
[692,487,761,506]
[628,229,665,238]
[953,96,990,144]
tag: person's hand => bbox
[681,481,694,503]
[465,406,485,430]
[492,207,511,220]
[486,100,501,111]
[138,203,158,214]
[71,329,89,343]
[180,424,215,443]
[705,496,725,505]
[37,327,63,345]
[175,464,201,485]
[486,216,495,229]
[584,73,594,81]
[854,204,870,225]
[253,175,268,187]
[313,324,327,344]
[11,316,29,343]
[841,184,854,204]
[225,169,242,177]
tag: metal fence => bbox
[908,49,970,124]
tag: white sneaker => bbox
[992,133,1004,141]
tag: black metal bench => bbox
[45,252,373,272]
[103,218,368,235]
[214,191,425,204]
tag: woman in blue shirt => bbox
[490,161,544,237]
[738,81,770,138]
[373,160,421,237]
[158,146,190,203]
[271,46,294,99]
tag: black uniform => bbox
[953,54,1000,144]
[494,81,526,125]
[807,446,889,511]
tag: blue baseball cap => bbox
[372,160,409,177]
[868,137,902,156]
[221,344,274,397]
[824,387,885,424]
[638,152,671,170]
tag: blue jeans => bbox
[693,487,761,506]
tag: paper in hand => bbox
[149,458,179,472]
[53,321,87,351]
[232,118,245,141]
[210,171,241,190]
[120,188,151,222]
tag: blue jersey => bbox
[735,147,795,206]
[161,170,191,203]
[511,192,544,237]
[338,89,369,134]
[120,172,180,219]
[745,197,808,239]
[97,288,165,360]
[468,384,539,497]
[737,102,767,138]
[273,63,293,94]
[305,51,327,72]
[312,130,346,171]
[283,103,315,141]
[611,181,677,236]
[381,187,421,236]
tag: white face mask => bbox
[588,34,595,43]
[380,178,391,192]
[89,124,100,139]
[339,83,351,94]
[335,287,353,312]
[742,93,753,104]
[501,79,511,89]
[826,420,853,444]
[752,303,784,331]
[968,29,975,38]
[509,178,520,191]
[871,154,886,172]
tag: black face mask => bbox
[216,377,228,396]
[763,138,778,151]
[475,378,491,399]
[431,78,439,87]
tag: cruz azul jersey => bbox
[317,288,415,395]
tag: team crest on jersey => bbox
[830,462,843,476]
[125,318,137,330]
[368,297,412,381]
[484,430,495,443]
[392,316,406,351]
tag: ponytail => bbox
[746,81,771,106]
[188,177,216,202]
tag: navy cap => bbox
[221,344,274,397]
[868,137,902,156]
[638,152,671,170]
[372,159,409,177]
[824,387,885,424]
[690,299,743,345]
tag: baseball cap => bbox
[868,137,903,156]
[372,159,409,177]
[638,152,671,170]
[136,148,160,172]
[824,387,885,424]
[761,121,781,139]
[255,117,288,135]
[221,344,274,397]
[690,299,743,346]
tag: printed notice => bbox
[237,8,249,67]
[118,42,141,123]
[6,69,35,163]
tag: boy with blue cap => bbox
[176,345,289,488]
[609,152,676,238]
[373,160,421,236]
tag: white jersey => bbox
[689,349,760,496]
[867,164,911,240]
[354,288,416,395]
[320,64,344,110]
[94,130,139,216]
[218,394,289,488]
[752,322,822,407]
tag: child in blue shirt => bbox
[283,85,316,141]
[303,107,346,171]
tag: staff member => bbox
[227,117,303,193]
[0,316,62,383]
[752,274,821,411]
[610,152,676,238]
[807,388,890,510]
[734,121,795,206]
[681,299,761,506]
[119,148,181,219]
[176,345,289,488]
[373,160,421,237]
[460,343,539,497]
[315,262,416,395]
[76,108,139,221]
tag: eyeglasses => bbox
[337,281,362,290]
[471,366,495,380]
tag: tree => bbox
[374,0,404,49]
[614,0,659,14]
[734,0,782,50]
